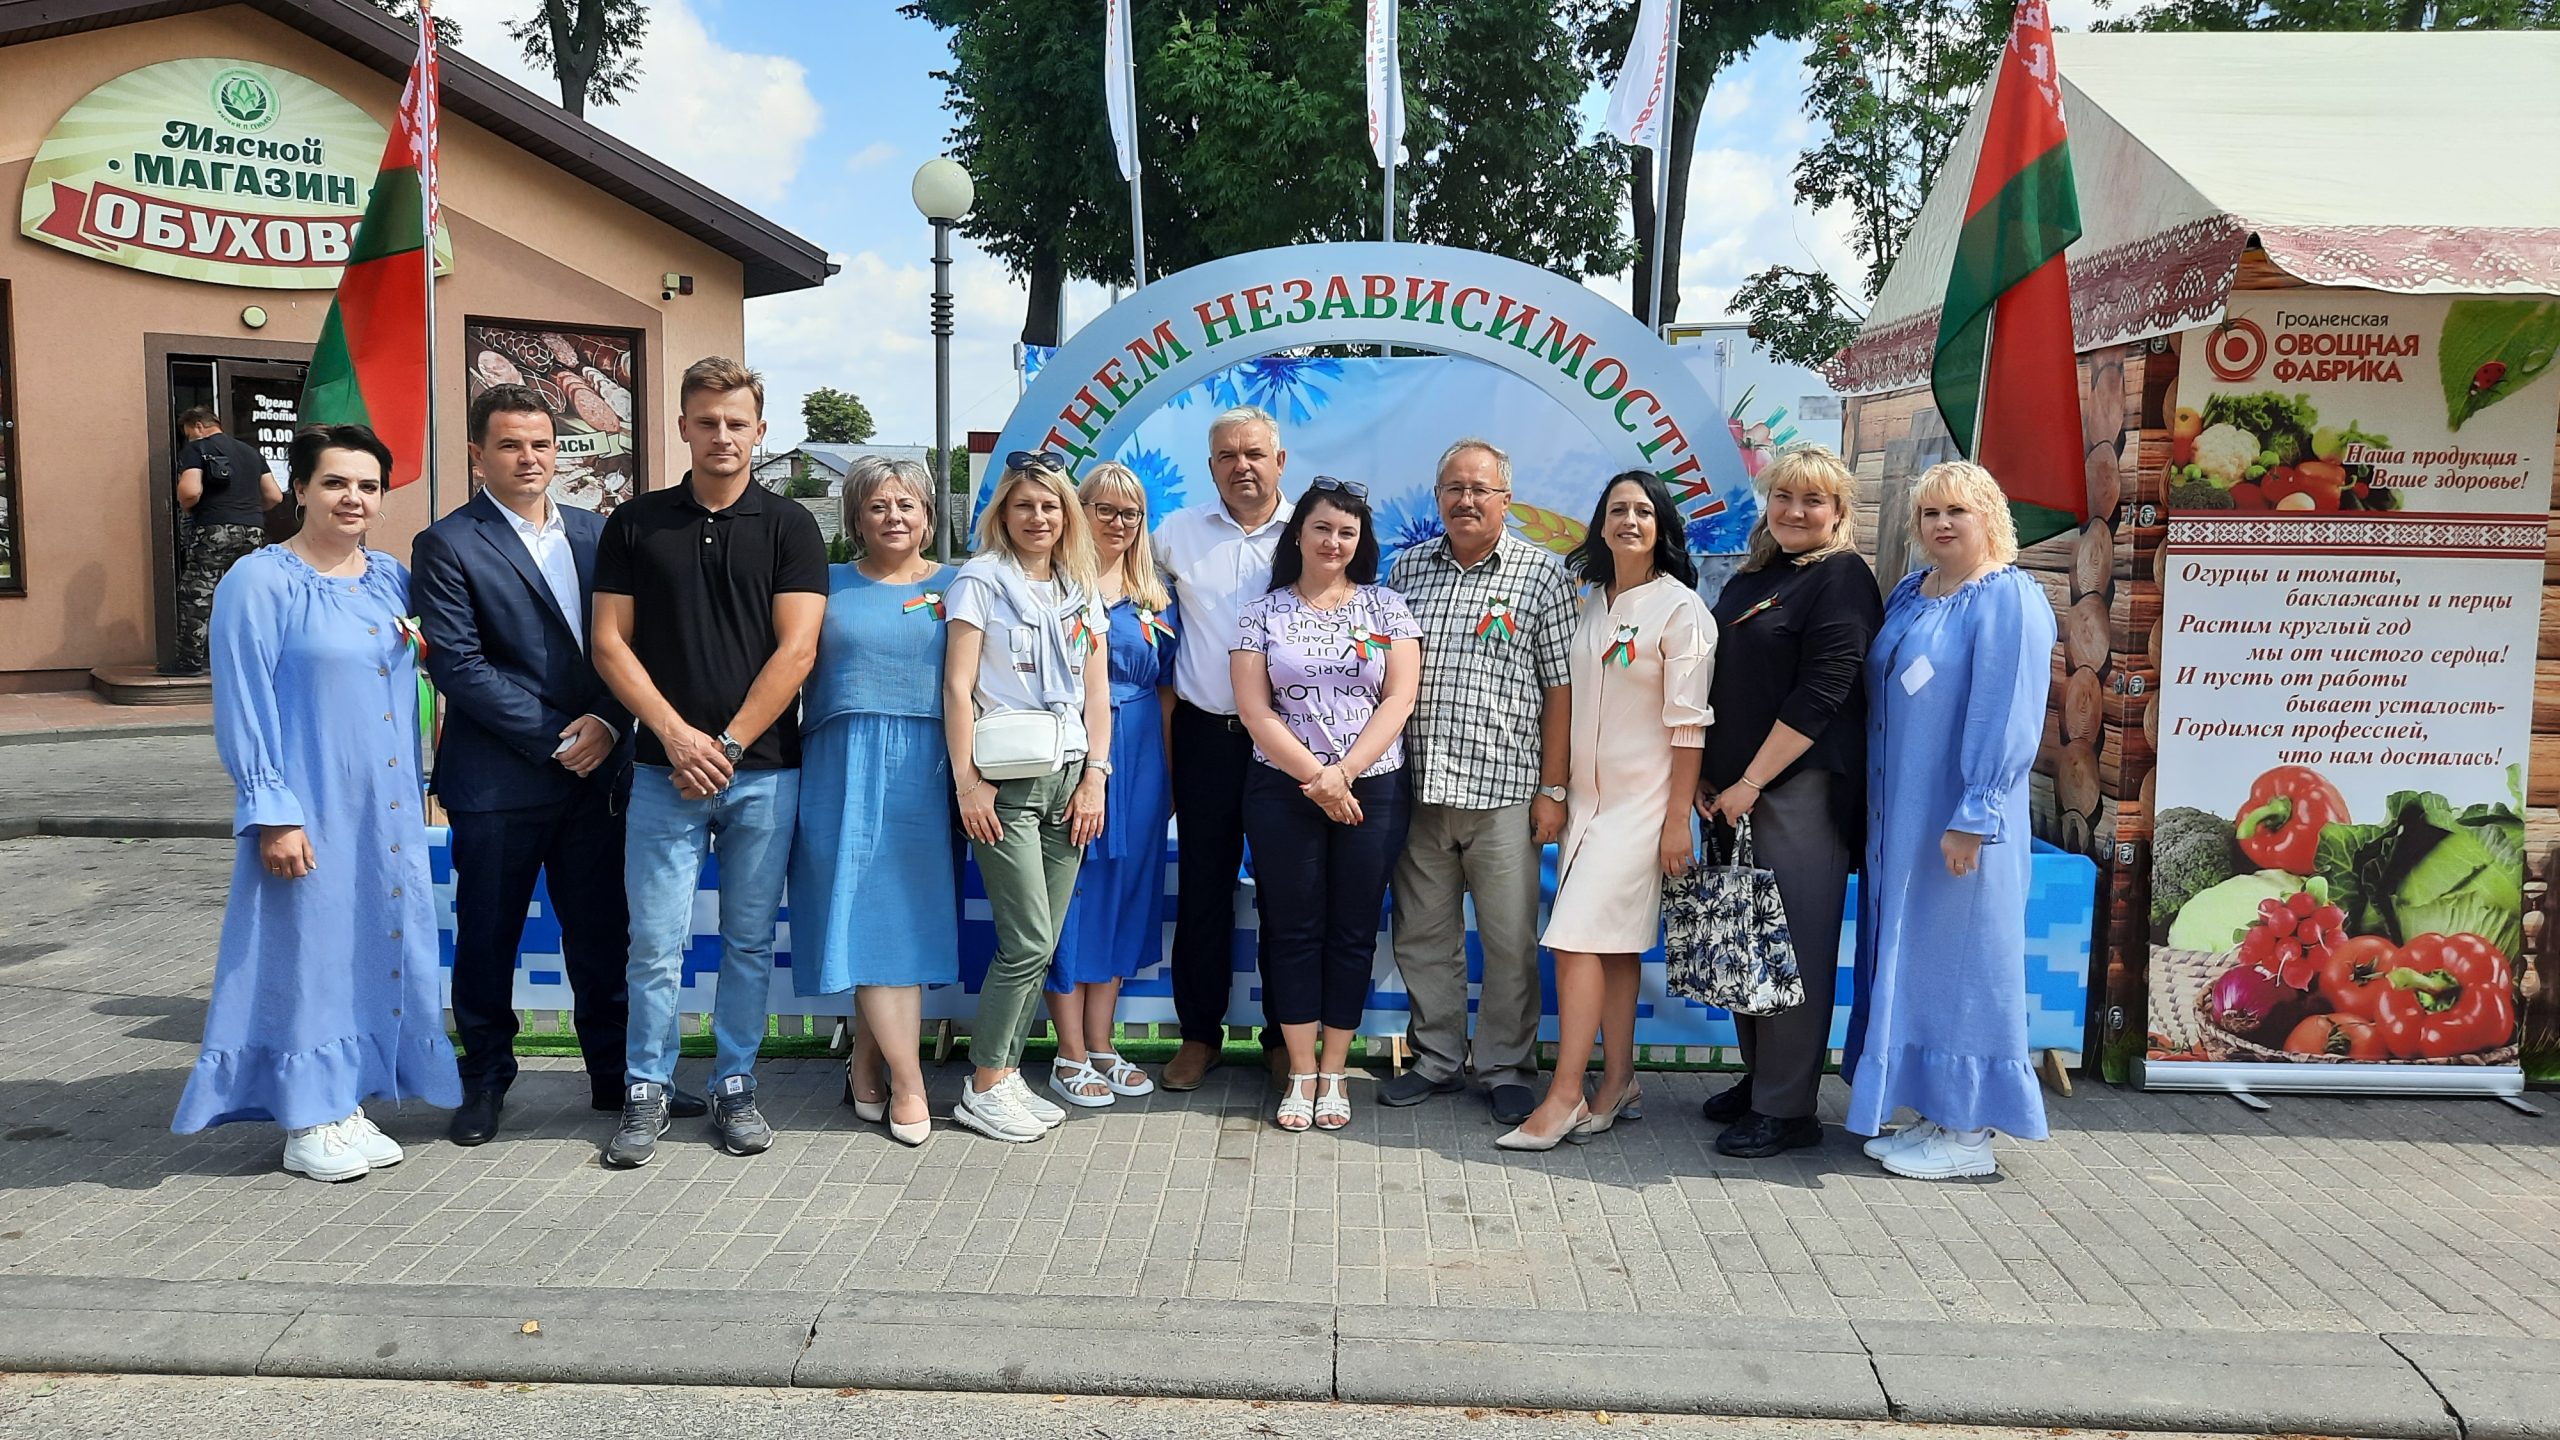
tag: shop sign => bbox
[992,241,1755,534]
[2149,291,2560,1088]
[19,58,450,290]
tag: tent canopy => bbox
[1831,31,2560,395]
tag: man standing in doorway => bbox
[590,357,826,1168]
[1383,438,1575,1126]
[162,406,281,676]
[1152,405,1294,1091]
[412,384,703,1147]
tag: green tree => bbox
[801,387,877,445]
[361,0,459,46]
[2095,0,2558,27]
[1732,0,2014,368]
[784,469,832,500]
[904,0,1633,346]
[508,0,649,118]
[1568,0,1825,327]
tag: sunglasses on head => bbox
[1006,450,1068,475]
[1307,475,1369,501]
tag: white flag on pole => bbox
[1365,0,1404,169]
[1604,0,1675,150]
[1104,0,1138,182]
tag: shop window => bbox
[0,282,20,596]
[462,319,644,511]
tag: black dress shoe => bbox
[1716,1110,1822,1158]
[1488,1083,1538,1126]
[594,1086,708,1118]
[448,1090,503,1146]
[1701,1076,1755,1124]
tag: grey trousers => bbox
[1388,800,1543,1091]
[1730,769,1851,1120]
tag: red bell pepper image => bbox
[2376,932,2516,1059]
[2235,765,2348,875]
[2316,935,2399,1021]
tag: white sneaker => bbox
[346,1107,406,1168]
[953,1079,1047,1143]
[1862,1120,1939,1161]
[1002,1073,1067,1128]
[282,1117,371,1182]
[1881,1126,1998,1180]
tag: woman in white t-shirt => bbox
[942,453,1112,1144]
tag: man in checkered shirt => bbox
[1381,438,1577,1126]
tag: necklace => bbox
[1922,560,1997,598]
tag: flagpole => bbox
[417,0,440,520]
[1120,0,1147,289]
[1382,0,1396,245]
[1646,10,1679,332]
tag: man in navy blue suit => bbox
[411,385,700,1145]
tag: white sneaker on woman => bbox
[954,1080,1047,1143]
[282,1117,371,1182]
[1001,1073,1067,1128]
[347,1107,405,1168]
[1862,1120,1939,1161]
[1881,1126,1998,1180]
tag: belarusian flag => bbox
[299,0,441,489]
[1930,2,2084,547]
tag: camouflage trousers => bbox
[172,523,265,671]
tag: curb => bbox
[0,720,212,748]
[0,815,231,841]
[3,1274,2549,1436]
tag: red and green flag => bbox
[299,0,441,490]
[1930,2,2084,547]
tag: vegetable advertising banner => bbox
[2148,292,2560,1090]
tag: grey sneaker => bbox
[710,1074,774,1156]
[603,1082,669,1169]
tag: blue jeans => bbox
[623,764,799,1088]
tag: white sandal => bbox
[1088,1050,1154,1097]
[1275,1073,1317,1132]
[1314,1072,1351,1131]
[1048,1057,1117,1108]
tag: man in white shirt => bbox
[1152,405,1294,1090]
[410,385,693,1147]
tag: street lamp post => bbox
[911,157,975,563]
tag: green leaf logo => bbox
[213,69,278,132]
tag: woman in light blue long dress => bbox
[1044,462,1175,1109]
[790,458,959,1147]
[175,424,460,1181]
[1846,460,2055,1182]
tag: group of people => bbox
[174,356,2055,1190]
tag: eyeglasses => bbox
[1006,450,1068,475]
[1083,500,1145,526]
[1436,484,1510,503]
[1307,475,1369,500]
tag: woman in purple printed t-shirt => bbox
[1231,477,1421,1136]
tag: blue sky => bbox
[431,0,2101,453]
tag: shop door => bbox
[156,355,306,663]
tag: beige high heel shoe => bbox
[1495,1100,1591,1152]
[1574,1079,1645,1138]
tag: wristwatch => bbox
[716,731,744,764]
[1084,757,1115,778]
[1538,784,1567,803]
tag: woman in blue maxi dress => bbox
[1043,463,1176,1109]
[789,458,960,1146]
[1846,461,2054,1181]
[174,425,460,1181]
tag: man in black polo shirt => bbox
[590,356,825,1168]
[163,406,281,676]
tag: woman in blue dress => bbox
[1847,460,2055,1181]
[1044,462,1175,1109]
[790,457,959,1147]
[174,423,460,1180]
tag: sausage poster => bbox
[2149,291,2560,1088]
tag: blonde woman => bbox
[1043,464,1176,1108]
[1845,461,2053,1180]
[1694,445,1883,1159]
[943,452,1112,1143]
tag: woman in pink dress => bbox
[1498,470,1716,1151]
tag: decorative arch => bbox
[992,242,1751,527]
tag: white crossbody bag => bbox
[968,561,1089,779]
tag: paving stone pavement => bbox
[0,735,230,835]
[5,833,2560,1336]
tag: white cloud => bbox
[437,0,819,207]
[1699,73,1757,126]
[844,141,898,173]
